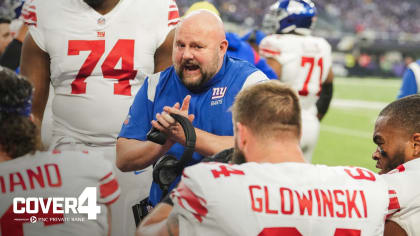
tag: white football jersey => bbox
[22,0,179,144]
[171,162,389,236]
[0,150,120,236]
[383,158,420,236]
[259,34,332,113]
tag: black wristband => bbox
[316,82,333,115]
[0,39,22,71]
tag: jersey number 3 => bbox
[68,39,137,96]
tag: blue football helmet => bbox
[263,0,316,35]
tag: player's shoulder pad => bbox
[316,37,332,51]
[182,162,246,183]
[259,35,282,57]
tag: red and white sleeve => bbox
[386,189,401,218]
[170,171,208,223]
[20,0,37,26]
[98,171,120,205]
[168,0,180,27]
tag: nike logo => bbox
[134,170,145,175]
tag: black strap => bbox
[316,82,333,120]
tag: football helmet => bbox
[263,0,316,35]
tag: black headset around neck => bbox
[147,113,196,197]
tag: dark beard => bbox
[177,70,212,91]
[176,60,214,91]
[382,149,406,174]
[83,0,105,8]
[232,148,246,164]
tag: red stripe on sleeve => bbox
[104,195,120,205]
[100,178,119,199]
[168,21,179,27]
[388,197,401,210]
[168,10,179,21]
[21,3,38,26]
[260,48,281,56]
[100,172,112,182]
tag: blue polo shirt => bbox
[119,55,268,205]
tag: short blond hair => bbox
[232,81,301,138]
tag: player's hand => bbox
[151,95,195,146]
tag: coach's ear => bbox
[412,133,420,157]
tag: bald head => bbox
[173,10,228,91]
[178,10,225,42]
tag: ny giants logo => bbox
[211,87,227,100]
[211,87,227,106]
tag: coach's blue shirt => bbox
[398,60,420,98]
[119,55,269,205]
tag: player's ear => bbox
[236,122,247,149]
[412,133,420,157]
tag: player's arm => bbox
[154,29,175,73]
[117,120,233,172]
[20,33,50,127]
[316,67,334,121]
[194,129,234,157]
[265,57,282,80]
[259,37,282,79]
[116,137,174,171]
[136,203,177,236]
[384,220,407,236]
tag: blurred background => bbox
[176,0,420,79]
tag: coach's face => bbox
[173,12,227,91]
[372,116,410,174]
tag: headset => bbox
[147,113,196,197]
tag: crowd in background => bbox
[176,0,420,36]
[317,0,420,35]
[0,0,419,78]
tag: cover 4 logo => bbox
[13,187,101,220]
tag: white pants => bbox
[50,137,152,236]
[300,112,320,163]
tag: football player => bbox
[259,0,334,162]
[372,94,420,236]
[19,0,179,235]
[0,66,120,235]
[136,81,391,236]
